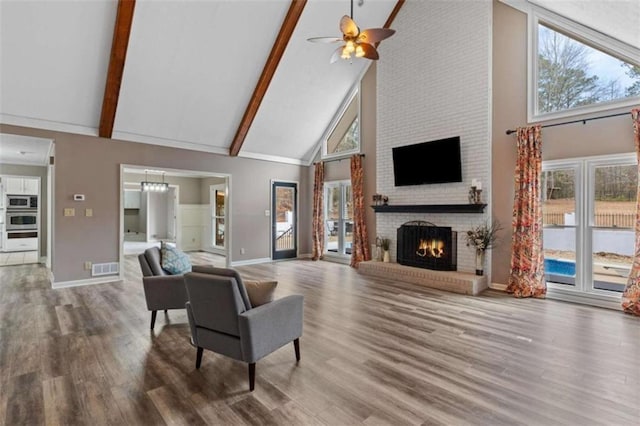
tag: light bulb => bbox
[345,40,355,53]
[341,46,351,60]
[355,44,365,58]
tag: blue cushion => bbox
[161,243,192,275]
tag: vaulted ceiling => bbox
[0,0,400,165]
[2,1,637,166]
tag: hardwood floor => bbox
[1,255,639,425]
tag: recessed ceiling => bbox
[0,133,52,166]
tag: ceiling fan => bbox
[307,0,396,63]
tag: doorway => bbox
[272,181,297,260]
[210,183,226,252]
[324,180,353,257]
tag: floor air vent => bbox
[92,262,119,277]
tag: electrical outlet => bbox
[265,210,270,216]
[84,261,92,271]
[85,208,93,217]
[240,248,246,254]
[64,208,75,217]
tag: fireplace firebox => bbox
[397,221,457,271]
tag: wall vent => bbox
[92,262,119,277]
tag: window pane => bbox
[591,164,636,293]
[326,93,359,155]
[344,185,353,220]
[542,169,576,226]
[542,168,577,287]
[537,23,640,115]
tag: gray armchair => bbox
[184,267,303,391]
[138,247,188,330]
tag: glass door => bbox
[210,185,225,249]
[324,181,353,256]
[272,181,297,260]
[588,160,637,294]
[542,164,581,289]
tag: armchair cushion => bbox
[161,243,192,275]
[243,280,278,307]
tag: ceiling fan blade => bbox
[307,36,342,43]
[359,43,379,60]
[330,46,344,64]
[358,28,396,44]
[340,15,359,37]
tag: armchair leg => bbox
[196,347,204,369]
[294,338,300,362]
[150,311,157,330]
[248,363,256,392]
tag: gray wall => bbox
[200,176,227,204]
[491,0,636,285]
[0,123,311,283]
[0,163,48,255]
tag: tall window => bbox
[542,154,636,299]
[530,11,640,120]
[323,88,360,159]
[324,181,353,256]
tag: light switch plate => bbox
[64,208,75,217]
[85,208,93,217]
[265,210,270,216]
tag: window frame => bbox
[321,83,361,160]
[323,179,353,258]
[528,7,640,122]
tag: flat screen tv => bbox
[392,136,462,186]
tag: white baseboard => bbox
[201,247,226,256]
[490,282,508,291]
[230,257,272,267]
[52,275,123,289]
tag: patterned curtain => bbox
[350,154,370,267]
[311,162,325,260]
[622,108,640,315]
[506,125,546,298]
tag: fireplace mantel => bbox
[371,204,486,214]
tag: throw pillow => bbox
[160,243,192,275]
[243,280,278,307]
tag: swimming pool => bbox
[544,258,575,276]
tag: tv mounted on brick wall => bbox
[392,136,462,186]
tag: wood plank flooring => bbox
[1,255,639,425]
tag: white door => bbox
[166,187,177,242]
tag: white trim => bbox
[547,286,622,311]
[53,276,123,289]
[298,253,312,259]
[489,282,508,291]
[230,257,272,267]
[0,114,98,137]
[237,151,306,166]
[527,5,640,123]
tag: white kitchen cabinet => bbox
[124,190,141,209]
[4,177,39,195]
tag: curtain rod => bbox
[505,111,631,135]
[314,153,365,165]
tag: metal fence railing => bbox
[543,212,635,228]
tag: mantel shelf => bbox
[371,204,487,214]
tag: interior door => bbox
[272,181,297,260]
[166,187,177,242]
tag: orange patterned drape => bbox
[622,108,640,315]
[311,162,325,260]
[507,125,546,298]
[350,154,370,267]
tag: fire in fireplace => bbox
[397,221,457,271]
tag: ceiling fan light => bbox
[355,44,365,57]
[345,40,355,53]
[341,46,351,59]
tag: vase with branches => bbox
[379,238,391,262]
[465,220,501,275]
